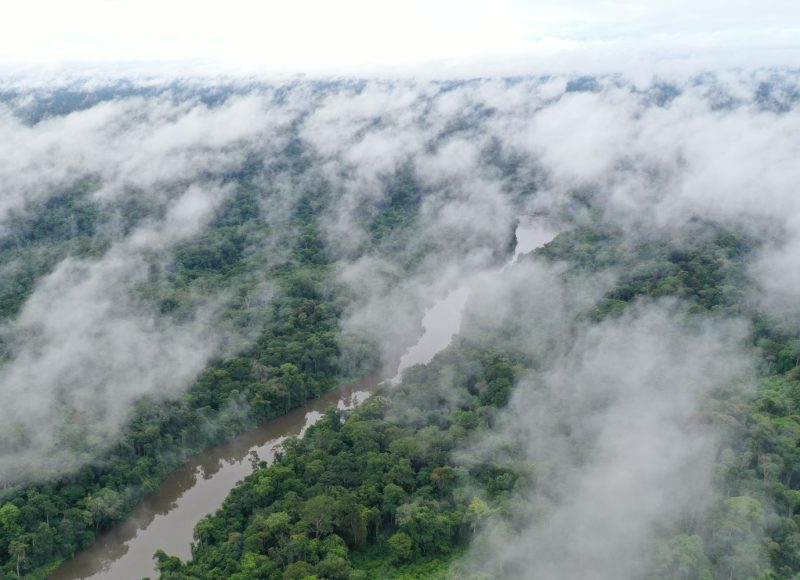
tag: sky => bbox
[2,0,800,77]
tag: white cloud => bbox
[3,71,800,492]
[0,184,230,483]
[457,298,754,579]
[0,92,293,231]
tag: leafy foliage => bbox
[0,174,379,578]
[155,346,524,579]
[168,222,800,580]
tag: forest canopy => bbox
[1,73,800,579]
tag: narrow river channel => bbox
[50,216,559,580]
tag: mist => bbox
[286,72,800,578]
[0,88,302,484]
[0,185,231,481]
[0,71,798,555]
[455,288,755,578]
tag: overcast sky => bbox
[1,0,800,77]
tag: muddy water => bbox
[51,216,560,580]
[49,380,375,580]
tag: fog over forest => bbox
[1,70,800,579]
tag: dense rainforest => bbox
[0,179,368,578]
[149,221,800,579]
[0,83,476,578]
[1,76,800,579]
[0,114,386,577]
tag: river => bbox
[50,215,558,580]
[391,215,560,383]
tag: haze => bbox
[2,1,800,76]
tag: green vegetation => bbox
[158,222,800,579]
[7,190,800,579]
[536,225,800,579]
[2,110,800,580]
[155,346,524,579]
[0,172,379,578]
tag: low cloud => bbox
[0,90,294,232]
[1,71,799,494]
[0,184,237,483]
[457,301,755,579]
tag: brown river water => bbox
[49,216,559,580]
[49,380,376,580]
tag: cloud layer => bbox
[1,72,799,496]
[457,295,754,578]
